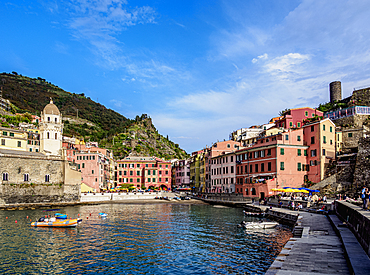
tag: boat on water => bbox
[99,213,108,217]
[240,221,279,229]
[31,217,80,228]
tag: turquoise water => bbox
[0,204,291,274]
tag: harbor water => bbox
[0,203,292,274]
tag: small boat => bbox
[240,221,279,229]
[31,217,79,228]
[243,210,265,217]
[99,213,108,217]
[55,213,68,219]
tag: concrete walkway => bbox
[258,207,351,274]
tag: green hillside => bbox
[0,72,188,160]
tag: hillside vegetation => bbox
[0,72,188,160]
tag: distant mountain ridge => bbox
[0,72,188,160]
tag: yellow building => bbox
[0,126,28,151]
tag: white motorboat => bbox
[240,221,279,229]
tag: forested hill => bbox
[0,72,188,160]
[0,72,132,136]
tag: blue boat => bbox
[99,213,108,217]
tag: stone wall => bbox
[0,153,80,204]
[335,201,370,257]
[353,137,370,188]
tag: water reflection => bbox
[0,204,291,274]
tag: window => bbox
[137,171,140,176]
[130,178,133,183]
[323,125,326,131]
[24,174,29,181]
[280,162,285,170]
[17,141,21,147]
[47,117,50,122]
[261,150,265,157]
[2,131,7,136]
[297,122,301,128]
[255,164,258,173]
[129,171,133,176]
[152,178,156,182]
[47,132,50,139]
[330,126,333,132]
[304,150,307,156]
[82,163,85,168]
[348,133,353,137]
[261,163,264,172]
[285,134,289,140]
[323,136,326,144]
[3,173,9,181]
[137,178,140,183]
[55,118,57,123]
[10,132,14,137]
[289,122,293,127]
[330,140,333,145]
[311,125,314,132]
[267,149,271,156]
[1,139,5,145]
[268,162,271,171]
[297,135,301,141]
[280,148,284,155]
[55,133,57,139]
[231,166,234,173]
[297,163,301,171]
[249,165,252,173]
[123,171,126,175]
[227,144,230,148]
[312,113,315,117]
[323,149,326,156]
[137,164,140,168]
[45,175,50,182]
[297,149,301,156]
[92,170,94,174]
[311,149,317,157]
[148,170,151,176]
[311,136,315,144]
[305,111,308,116]
[231,156,233,162]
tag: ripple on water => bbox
[0,204,291,274]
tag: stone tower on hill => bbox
[39,99,63,156]
[330,81,342,103]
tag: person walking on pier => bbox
[365,188,369,210]
[361,186,367,210]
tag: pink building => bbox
[172,159,190,189]
[235,129,309,199]
[210,151,236,193]
[275,107,323,129]
[116,157,172,190]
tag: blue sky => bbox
[2,0,370,153]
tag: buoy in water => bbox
[6,217,8,219]
[15,220,17,223]
[87,217,89,219]
[26,216,29,219]
[90,213,91,216]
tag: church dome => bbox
[43,99,60,115]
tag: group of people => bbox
[361,186,370,210]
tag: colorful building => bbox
[116,157,171,191]
[172,159,191,189]
[0,126,28,151]
[303,118,336,183]
[275,107,323,129]
[235,129,308,199]
[210,151,236,193]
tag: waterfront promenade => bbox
[245,203,370,275]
